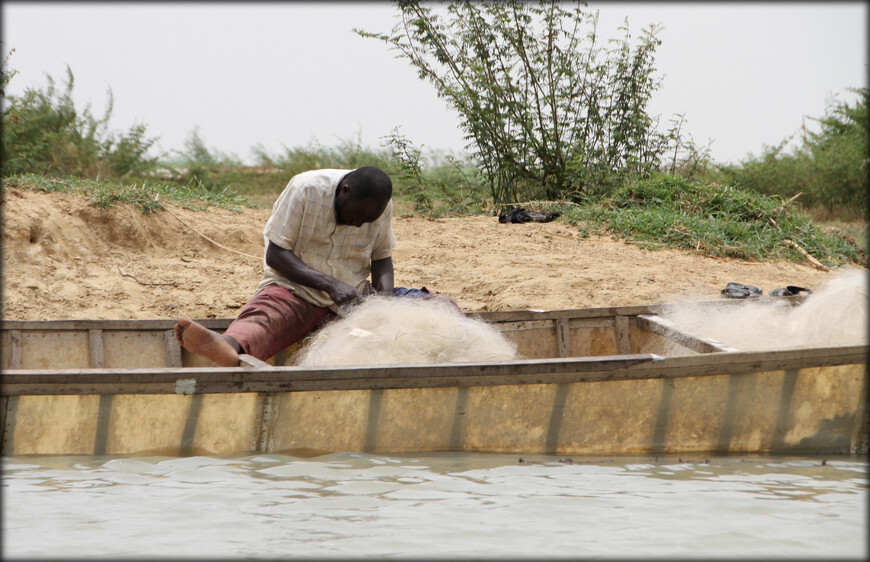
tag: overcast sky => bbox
[2,2,867,166]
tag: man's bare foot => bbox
[174,317,240,367]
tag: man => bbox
[174,166,396,367]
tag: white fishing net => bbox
[293,296,518,366]
[657,269,869,352]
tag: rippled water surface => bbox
[3,452,866,559]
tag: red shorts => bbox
[222,284,337,361]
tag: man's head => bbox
[334,166,392,227]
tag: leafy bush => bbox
[383,128,489,216]
[1,62,158,178]
[356,1,694,205]
[1,47,18,96]
[715,87,868,216]
[252,132,395,178]
[157,126,249,192]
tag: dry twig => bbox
[783,238,831,272]
[774,192,803,214]
[117,266,177,287]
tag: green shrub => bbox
[252,132,395,178]
[356,1,694,205]
[382,128,490,216]
[1,63,158,178]
[157,126,248,193]
[716,87,868,216]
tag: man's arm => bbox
[371,256,394,296]
[265,241,361,306]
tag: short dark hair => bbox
[342,166,392,202]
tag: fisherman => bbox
[174,166,398,366]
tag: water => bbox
[3,452,866,559]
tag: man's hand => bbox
[326,280,363,306]
[266,241,363,306]
[359,281,376,297]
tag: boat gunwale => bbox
[2,345,866,396]
[0,296,808,331]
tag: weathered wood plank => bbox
[637,314,739,353]
[494,320,557,332]
[2,396,18,454]
[2,346,865,396]
[556,319,571,358]
[568,318,614,329]
[1,297,808,333]
[475,296,807,324]
[164,330,183,368]
[180,394,203,454]
[93,395,113,455]
[614,315,632,355]
[89,329,105,368]
[471,305,657,323]
[0,397,8,453]
[493,317,610,332]
[0,319,232,331]
[239,354,273,368]
[253,393,280,453]
[9,330,22,369]
[2,353,661,384]
[851,364,869,454]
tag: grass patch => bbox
[4,171,863,270]
[151,167,295,209]
[805,204,869,255]
[815,218,868,256]
[144,159,493,217]
[2,173,254,213]
[558,173,864,267]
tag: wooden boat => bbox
[2,298,867,457]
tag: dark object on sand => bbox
[721,282,763,299]
[769,286,812,297]
[498,206,562,224]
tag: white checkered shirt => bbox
[256,169,396,310]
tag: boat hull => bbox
[2,303,867,457]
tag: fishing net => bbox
[294,296,518,366]
[655,269,868,352]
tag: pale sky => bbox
[2,2,867,166]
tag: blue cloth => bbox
[393,287,430,298]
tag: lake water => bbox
[2,452,866,559]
